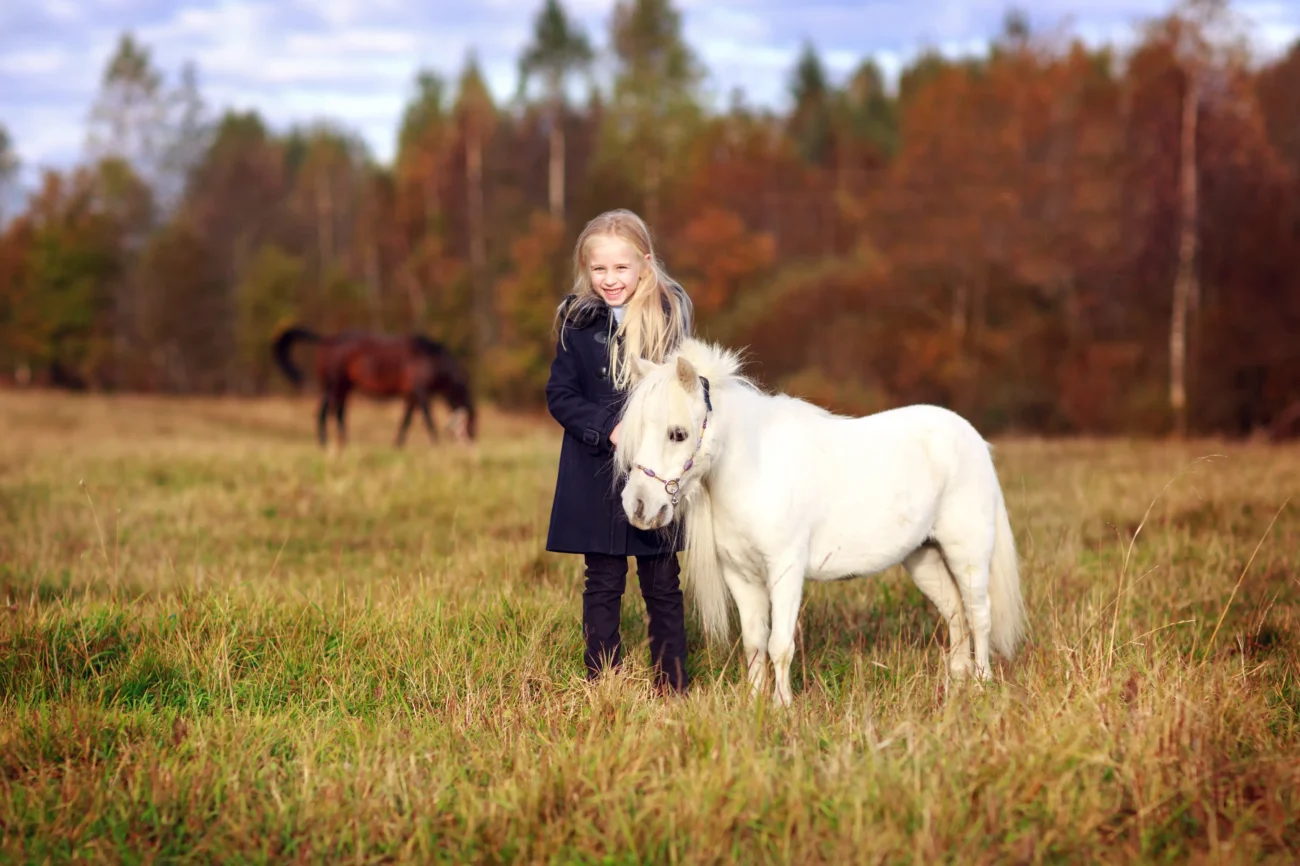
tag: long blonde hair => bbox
[556,209,693,390]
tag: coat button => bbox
[599,365,608,379]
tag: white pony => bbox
[615,339,1027,706]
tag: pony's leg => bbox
[395,399,416,447]
[932,535,994,681]
[765,556,808,707]
[904,545,973,680]
[722,571,771,697]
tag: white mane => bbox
[674,338,749,386]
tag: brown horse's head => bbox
[412,335,477,442]
[447,393,477,442]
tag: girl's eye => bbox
[669,427,688,443]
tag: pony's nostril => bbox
[655,504,669,525]
[634,499,645,521]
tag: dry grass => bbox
[1,390,1298,864]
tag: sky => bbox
[1,0,1298,198]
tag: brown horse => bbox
[272,325,477,447]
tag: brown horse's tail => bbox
[272,325,321,387]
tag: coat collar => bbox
[560,292,677,331]
[559,294,608,330]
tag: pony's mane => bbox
[676,339,839,421]
[674,338,752,390]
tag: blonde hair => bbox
[556,209,693,390]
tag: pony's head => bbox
[615,339,744,530]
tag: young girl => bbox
[544,209,694,694]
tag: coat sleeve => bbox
[545,330,620,455]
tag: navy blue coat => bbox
[544,298,684,557]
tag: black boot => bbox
[636,553,690,693]
[582,553,628,679]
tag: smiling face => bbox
[585,234,651,308]
[618,356,710,531]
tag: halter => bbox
[629,376,712,506]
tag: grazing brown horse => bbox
[272,325,477,447]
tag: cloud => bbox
[0,0,1297,197]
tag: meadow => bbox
[1,390,1297,864]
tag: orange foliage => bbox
[669,205,774,319]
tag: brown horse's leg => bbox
[335,394,348,448]
[395,398,416,447]
[418,396,439,444]
[317,396,332,447]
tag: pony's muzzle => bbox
[629,496,671,531]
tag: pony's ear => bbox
[675,356,699,393]
[630,356,655,383]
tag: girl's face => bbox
[586,234,651,307]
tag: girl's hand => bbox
[609,422,622,446]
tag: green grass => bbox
[1,391,1298,863]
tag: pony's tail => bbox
[988,485,1027,659]
[272,325,320,387]
[683,483,732,643]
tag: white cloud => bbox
[0,48,76,77]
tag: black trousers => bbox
[582,552,689,692]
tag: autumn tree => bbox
[156,61,211,214]
[285,124,370,290]
[787,41,834,167]
[518,0,594,221]
[0,124,18,225]
[236,244,308,391]
[145,110,287,391]
[842,60,898,157]
[83,33,172,379]
[607,0,703,225]
[85,34,169,182]
[4,170,121,385]
[1128,0,1252,435]
[670,205,775,321]
[393,71,459,327]
[488,213,569,405]
[1257,39,1300,176]
[454,54,498,359]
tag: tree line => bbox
[1,0,1298,438]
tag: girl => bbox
[544,209,694,694]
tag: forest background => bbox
[1,0,1298,439]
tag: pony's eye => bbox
[669,427,688,443]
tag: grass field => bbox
[1,390,1298,864]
